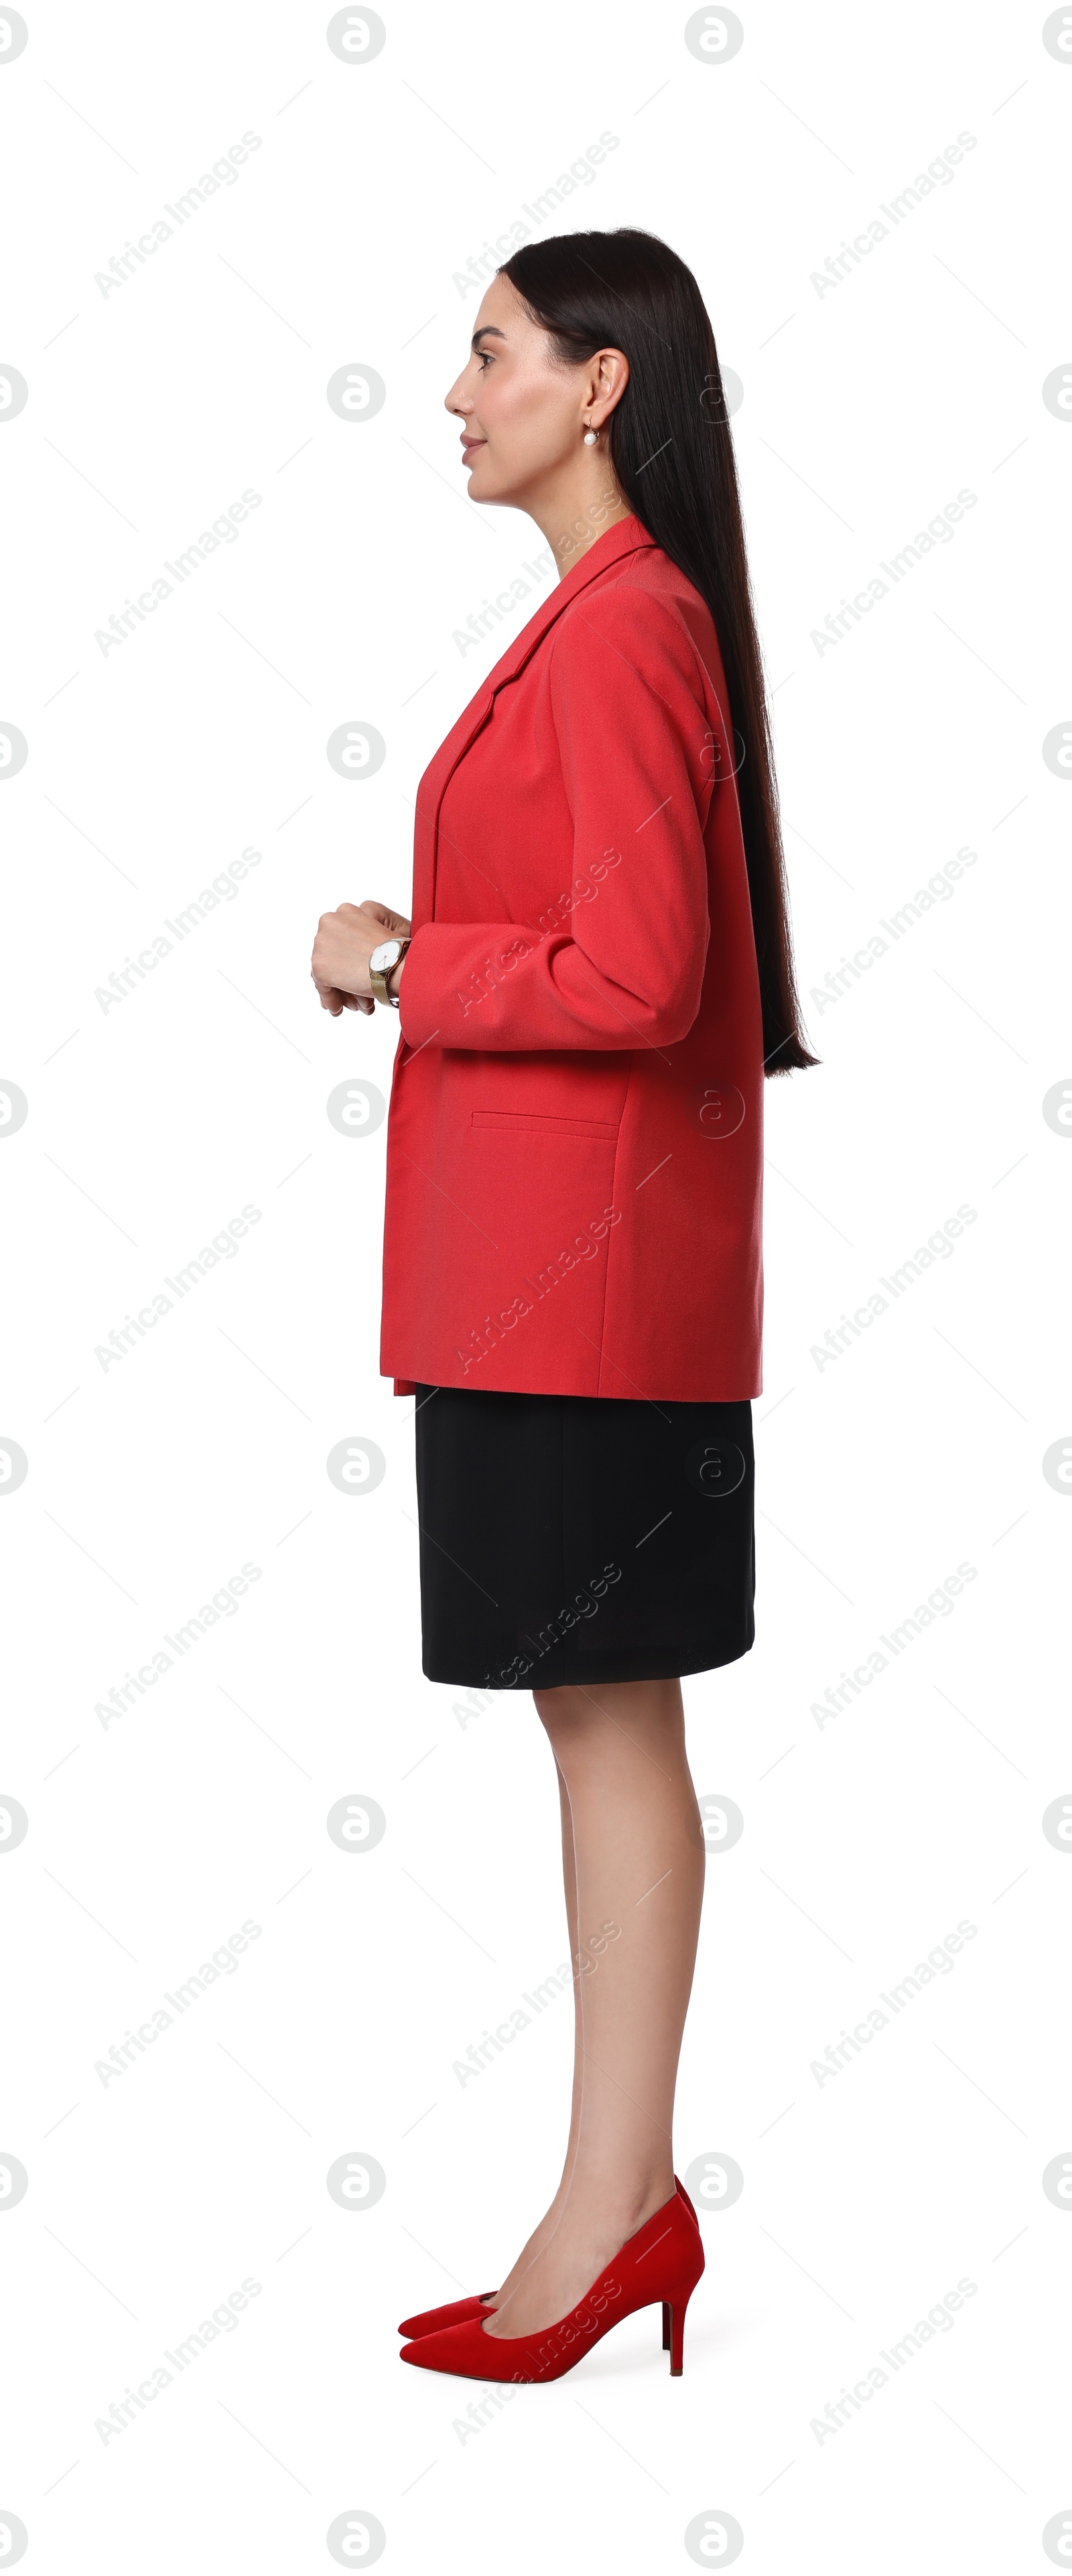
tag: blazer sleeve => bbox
[397,585,714,1053]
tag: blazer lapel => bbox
[410,516,656,930]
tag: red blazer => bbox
[380,514,764,1402]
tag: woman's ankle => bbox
[549,2168,676,2240]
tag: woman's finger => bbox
[355,898,412,935]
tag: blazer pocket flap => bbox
[470,1109,619,1141]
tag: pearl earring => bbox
[583,421,599,445]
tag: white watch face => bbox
[369,939,401,973]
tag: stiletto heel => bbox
[668,2295,689,2375]
[401,2185,704,2384]
[661,2301,671,2351]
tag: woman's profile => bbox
[310,227,816,2384]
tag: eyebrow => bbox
[471,326,507,349]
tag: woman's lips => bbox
[461,437,486,462]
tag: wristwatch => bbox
[368,935,411,1008]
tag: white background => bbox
[1,2,1068,2568]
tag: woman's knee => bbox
[533,1681,576,1725]
[532,1678,649,1742]
[534,1676,687,1769]
[533,1682,594,1745]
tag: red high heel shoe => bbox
[397,2175,701,2341]
[400,2184,704,2381]
[397,2291,494,2338]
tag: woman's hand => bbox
[311,898,412,1017]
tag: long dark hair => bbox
[501,228,817,1076]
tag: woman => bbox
[310,228,815,2384]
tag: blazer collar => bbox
[411,515,657,930]
[482,511,656,694]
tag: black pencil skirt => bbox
[413,1382,756,1690]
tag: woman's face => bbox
[445,274,624,507]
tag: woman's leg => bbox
[484,1674,705,2340]
[480,1756,585,2307]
